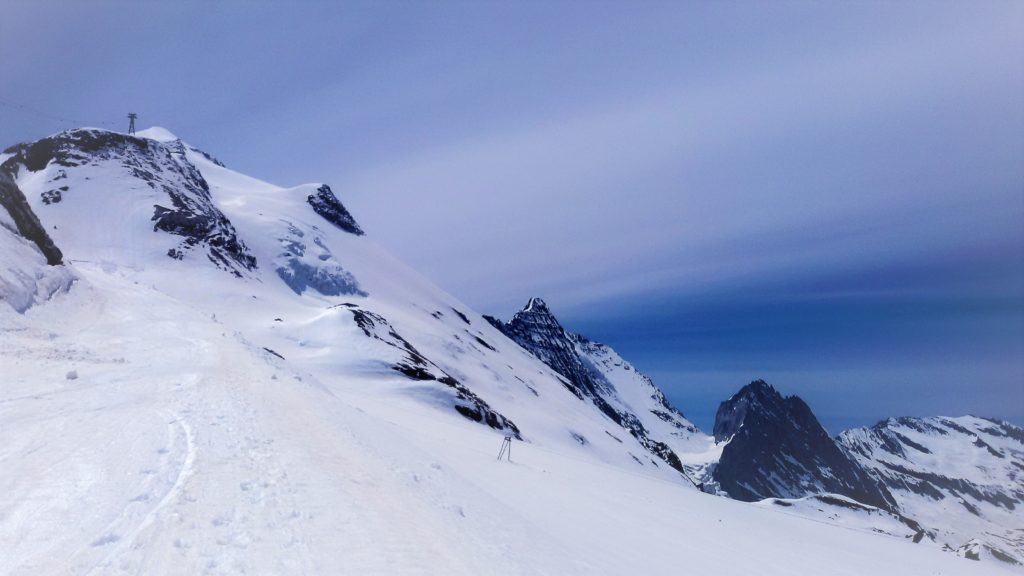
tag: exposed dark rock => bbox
[41,186,66,205]
[470,333,496,351]
[262,347,285,360]
[482,314,504,331]
[490,298,593,400]
[712,380,897,512]
[450,307,470,325]
[306,184,363,236]
[0,172,63,265]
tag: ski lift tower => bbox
[127,113,137,135]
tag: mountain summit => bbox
[712,379,897,511]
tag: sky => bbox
[2,0,1022,433]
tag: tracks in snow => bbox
[83,411,195,575]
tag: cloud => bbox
[339,2,1023,314]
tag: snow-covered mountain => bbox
[0,127,1012,575]
[710,380,897,511]
[486,298,713,480]
[840,416,1024,566]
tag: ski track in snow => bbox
[83,409,195,575]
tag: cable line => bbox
[0,95,119,130]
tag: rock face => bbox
[488,298,700,478]
[839,416,1024,564]
[2,128,257,277]
[487,298,596,399]
[0,172,75,313]
[307,185,363,236]
[712,380,896,511]
[0,172,62,265]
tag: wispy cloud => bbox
[339,3,1022,314]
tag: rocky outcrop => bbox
[307,184,363,236]
[0,172,62,265]
[712,380,896,511]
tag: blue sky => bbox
[2,1,1022,432]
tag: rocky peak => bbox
[523,296,551,314]
[497,298,588,397]
[713,379,779,442]
[508,297,562,331]
[711,379,897,512]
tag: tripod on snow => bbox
[496,435,513,462]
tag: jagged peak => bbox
[724,378,782,406]
[714,379,788,442]
[524,297,549,312]
[508,297,564,331]
[739,378,777,397]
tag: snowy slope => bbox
[840,416,1024,567]
[571,331,722,471]
[0,127,1009,575]
[755,494,934,544]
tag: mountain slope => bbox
[486,298,714,479]
[840,416,1024,566]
